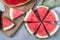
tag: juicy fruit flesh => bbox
[44,10,58,21]
[44,22,58,35]
[26,23,40,34]
[3,0,28,5]
[2,16,14,30]
[2,16,12,27]
[24,6,59,38]
[36,23,48,37]
[24,10,40,22]
[10,8,24,20]
[37,6,49,20]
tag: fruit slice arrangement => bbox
[24,6,59,38]
[1,8,24,31]
[2,0,30,7]
[1,0,36,37]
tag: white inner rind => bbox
[49,10,59,36]
[24,9,32,21]
[36,34,48,38]
[10,8,13,20]
[3,23,14,30]
[24,9,33,35]
[24,6,59,38]
[36,5,49,10]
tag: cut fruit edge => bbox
[24,6,59,38]
[24,9,32,21]
[36,9,59,38]
[1,0,30,7]
[10,8,24,20]
[3,23,14,30]
[2,16,15,31]
[24,9,49,38]
[24,9,33,34]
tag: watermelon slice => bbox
[24,6,59,38]
[2,16,14,30]
[2,0,30,7]
[10,8,24,20]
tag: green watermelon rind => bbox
[24,9,34,35]
[24,9,36,35]
[24,24,32,35]
[1,0,30,7]
[35,9,59,38]
[35,6,59,38]
[24,6,49,38]
[24,9,49,38]
[24,6,59,38]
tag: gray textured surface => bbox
[0,0,60,40]
[0,2,5,11]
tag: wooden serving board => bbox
[1,0,36,37]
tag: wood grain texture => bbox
[1,0,36,37]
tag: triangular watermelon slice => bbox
[10,8,24,20]
[2,16,14,30]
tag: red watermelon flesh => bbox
[2,0,30,7]
[36,23,48,38]
[37,6,49,20]
[44,10,58,21]
[36,22,59,38]
[24,6,59,38]
[2,16,14,30]
[10,8,24,20]
[24,9,40,22]
[44,22,59,36]
[25,23,40,34]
